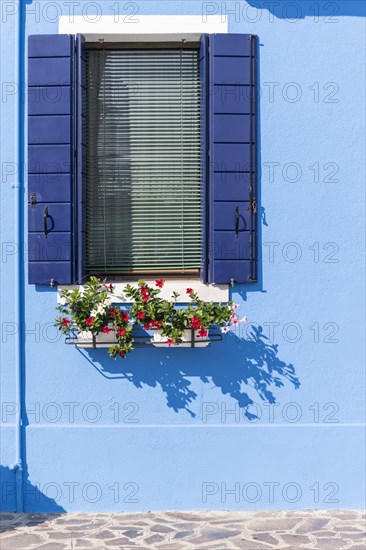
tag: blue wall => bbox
[0,0,365,512]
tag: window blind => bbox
[85,47,201,275]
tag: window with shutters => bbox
[85,44,201,276]
[27,33,258,287]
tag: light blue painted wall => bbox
[0,0,365,512]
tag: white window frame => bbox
[58,15,228,41]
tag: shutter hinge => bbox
[247,197,257,214]
[29,192,36,208]
[230,278,235,287]
[50,278,55,288]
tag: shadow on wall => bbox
[245,0,365,18]
[82,325,300,418]
[0,466,65,515]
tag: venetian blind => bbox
[85,47,201,274]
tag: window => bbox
[28,33,258,286]
[85,45,201,275]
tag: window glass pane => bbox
[85,47,201,274]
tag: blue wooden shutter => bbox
[201,33,258,284]
[28,34,84,285]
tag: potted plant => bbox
[124,281,239,348]
[55,277,133,358]
[55,277,247,358]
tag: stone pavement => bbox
[0,510,365,549]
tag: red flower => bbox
[85,317,94,326]
[198,328,208,338]
[108,283,114,292]
[190,316,201,330]
[61,317,70,326]
[117,328,126,336]
[167,338,173,347]
[144,323,151,330]
[140,286,150,302]
[155,278,165,288]
[186,287,193,294]
[137,311,145,320]
[102,326,110,334]
[120,311,129,321]
[119,349,126,358]
[110,307,117,316]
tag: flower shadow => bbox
[83,324,300,419]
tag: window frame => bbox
[84,40,203,279]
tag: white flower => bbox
[221,326,229,333]
[240,316,248,323]
[104,298,111,307]
[59,296,67,305]
[233,303,240,310]
[90,309,98,317]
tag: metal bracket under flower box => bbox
[65,326,223,349]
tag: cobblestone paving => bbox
[0,510,365,549]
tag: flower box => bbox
[68,327,214,349]
[152,328,210,348]
[73,329,117,348]
[58,277,245,359]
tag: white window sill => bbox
[58,280,229,304]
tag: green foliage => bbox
[55,277,132,359]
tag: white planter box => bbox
[69,324,215,349]
[152,329,210,348]
[75,329,117,348]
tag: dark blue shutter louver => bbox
[28,34,84,285]
[201,33,258,284]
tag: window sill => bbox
[58,280,229,304]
